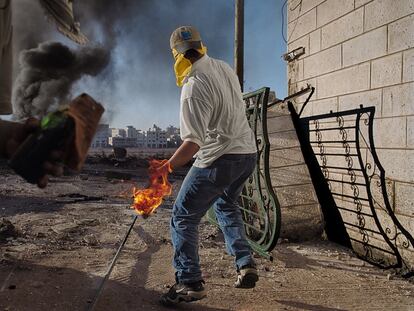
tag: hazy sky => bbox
[12,0,287,130]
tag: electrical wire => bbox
[281,0,303,44]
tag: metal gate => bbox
[207,87,281,259]
[290,103,414,270]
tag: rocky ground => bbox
[0,160,413,311]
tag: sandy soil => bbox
[0,162,413,311]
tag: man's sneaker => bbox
[234,265,258,288]
[159,281,206,306]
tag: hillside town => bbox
[91,124,182,149]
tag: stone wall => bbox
[286,0,414,267]
[266,102,324,242]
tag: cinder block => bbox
[317,0,354,27]
[388,14,414,53]
[355,0,374,8]
[321,8,363,49]
[288,59,304,83]
[304,45,342,79]
[309,29,321,55]
[269,147,306,167]
[371,53,402,88]
[397,215,414,239]
[317,63,370,98]
[289,78,317,103]
[338,89,382,113]
[395,181,414,216]
[408,116,414,148]
[365,0,414,31]
[300,0,326,14]
[311,97,339,115]
[287,0,326,24]
[400,248,414,269]
[370,175,395,212]
[287,0,300,24]
[343,27,387,67]
[288,8,317,42]
[382,82,414,117]
[266,116,295,134]
[327,172,344,194]
[268,103,291,118]
[268,130,301,149]
[269,165,312,187]
[275,183,318,207]
[403,48,414,82]
[373,117,406,148]
[376,149,414,183]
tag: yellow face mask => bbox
[172,44,207,87]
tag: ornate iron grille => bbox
[290,104,414,270]
[207,87,281,259]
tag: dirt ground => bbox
[0,161,413,311]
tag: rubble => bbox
[0,218,19,242]
[0,160,413,310]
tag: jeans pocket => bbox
[208,161,233,187]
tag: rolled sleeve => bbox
[180,97,212,147]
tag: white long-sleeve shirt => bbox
[180,54,256,168]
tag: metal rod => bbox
[89,215,138,311]
[234,0,244,91]
[267,85,313,108]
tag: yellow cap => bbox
[170,26,202,54]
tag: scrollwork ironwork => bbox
[207,87,281,259]
[299,106,414,271]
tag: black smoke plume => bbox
[12,0,234,127]
[13,42,110,119]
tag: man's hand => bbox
[5,118,64,188]
[149,159,173,180]
[168,141,200,169]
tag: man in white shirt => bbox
[159,26,258,306]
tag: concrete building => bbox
[284,0,414,268]
[166,125,182,148]
[136,130,146,148]
[91,124,110,148]
[126,126,138,138]
[109,137,137,148]
[111,128,126,138]
[146,124,167,148]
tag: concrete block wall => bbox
[266,103,324,242]
[287,0,414,268]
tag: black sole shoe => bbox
[234,267,259,288]
[160,282,207,306]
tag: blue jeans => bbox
[171,153,257,284]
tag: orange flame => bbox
[132,159,172,216]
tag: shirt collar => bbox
[189,54,209,75]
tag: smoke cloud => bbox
[13,42,110,119]
[12,0,234,127]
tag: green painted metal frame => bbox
[207,87,281,259]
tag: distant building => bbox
[126,125,138,138]
[111,128,126,138]
[136,130,146,148]
[91,124,110,148]
[109,137,137,148]
[166,125,180,136]
[146,124,167,148]
[106,124,179,149]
